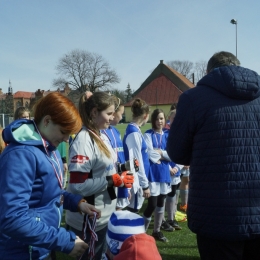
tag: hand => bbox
[63,162,68,173]
[69,236,88,258]
[183,165,190,169]
[78,202,101,219]
[154,149,162,156]
[121,171,134,188]
[124,158,139,172]
[170,167,178,175]
[128,190,132,200]
[133,158,139,172]
[143,188,150,199]
[112,173,123,187]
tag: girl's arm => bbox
[125,132,149,189]
[143,132,161,163]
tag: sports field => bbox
[57,123,200,259]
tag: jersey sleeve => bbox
[143,132,161,163]
[125,132,149,188]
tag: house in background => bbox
[124,60,194,122]
[0,82,72,126]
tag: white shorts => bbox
[128,187,145,210]
[181,168,190,177]
[116,197,130,209]
[171,176,181,185]
[149,182,171,196]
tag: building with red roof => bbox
[124,60,194,122]
[0,82,72,124]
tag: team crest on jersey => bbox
[106,164,114,171]
[71,155,89,164]
[109,239,119,255]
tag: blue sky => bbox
[0,0,259,93]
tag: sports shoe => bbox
[167,219,182,230]
[152,231,169,242]
[180,204,187,212]
[161,220,174,231]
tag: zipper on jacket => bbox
[29,245,32,260]
[57,207,61,228]
[28,216,40,259]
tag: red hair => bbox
[33,92,82,134]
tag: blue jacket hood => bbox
[198,66,260,100]
[3,119,56,151]
[3,119,42,146]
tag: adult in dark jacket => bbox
[167,51,260,260]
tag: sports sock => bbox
[175,189,180,206]
[153,206,164,232]
[166,195,175,221]
[143,215,152,231]
[180,189,188,206]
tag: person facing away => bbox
[104,210,162,260]
[123,98,151,213]
[14,106,30,120]
[167,51,260,260]
[0,92,101,260]
[66,91,134,260]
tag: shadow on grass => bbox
[160,254,200,260]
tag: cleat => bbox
[167,219,182,230]
[152,231,169,242]
[161,220,174,231]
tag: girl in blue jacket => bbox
[0,92,100,260]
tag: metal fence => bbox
[0,114,13,128]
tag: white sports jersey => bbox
[66,127,117,231]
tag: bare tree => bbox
[167,60,194,80]
[194,60,207,84]
[53,49,120,93]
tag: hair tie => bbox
[85,91,93,99]
[115,97,121,111]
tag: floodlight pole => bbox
[230,19,237,57]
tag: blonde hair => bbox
[78,91,115,158]
[0,127,5,154]
[112,96,123,112]
[14,107,30,120]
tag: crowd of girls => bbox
[0,91,184,260]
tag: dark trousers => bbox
[70,225,107,260]
[197,234,260,260]
[143,194,166,218]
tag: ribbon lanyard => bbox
[88,128,103,142]
[33,121,63,189]
[80,212,98,260]
[129,123,142,135]
[154,130,163,149]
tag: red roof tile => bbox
[13,91,34,98]
[125,61,194,107]
[125,73,182,106]
[166,65,195,89]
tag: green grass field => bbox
[57,123,200,259]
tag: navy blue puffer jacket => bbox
[167,66,260,240]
